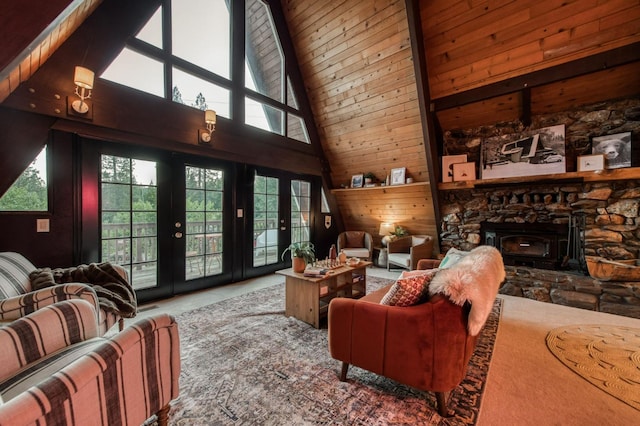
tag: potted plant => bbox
[282,242,316,273]
[363,172,377,185]
[391,225,409,238]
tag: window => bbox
[291,180,311,244]
[100,0,311,144]
[0,145,48,212]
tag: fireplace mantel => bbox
[438,167,640,191]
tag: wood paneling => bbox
[282,0,437,240]
[421,0,640,100]
[0,0,101,103]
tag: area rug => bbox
[166,276,502,425]
[546,324,640,411]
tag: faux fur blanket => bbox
[29,263,137,318]
[429,246,505,336]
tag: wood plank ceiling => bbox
[282,0,438,246]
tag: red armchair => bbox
[327,246,504,416]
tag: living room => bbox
[1,0,639,424]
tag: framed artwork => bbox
[390,167,406,185]
[442,154,467,182]
[453,162,475,181]
[577,154,605,172]
[480,124,566,180]
[591,132,632,169]
[351,174,363,188]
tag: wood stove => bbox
[481,222,568,270]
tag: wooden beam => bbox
[405,0,442,243]
[433,42,640,111]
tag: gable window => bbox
[0,145,48,212]
[101,0,311,144]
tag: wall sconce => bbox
[199,109,217,144]
[379,222,396,246]
[71,66,94,114]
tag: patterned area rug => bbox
[167,277,502,425]
[546,324,640,411]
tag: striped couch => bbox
[0,299,180,425]
[0,252,125,335]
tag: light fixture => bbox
[71,66,94,114]
[199,109,217,144]
[379,222,396,246]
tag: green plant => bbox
[391,225,409,237]
[363,172,377,181]
[281,242,316,264]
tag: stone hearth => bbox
[437,97,640,319]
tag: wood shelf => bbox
[437,167,640,191]
[331,181,429,193]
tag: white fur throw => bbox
[429,246,505,336]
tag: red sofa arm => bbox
[417,258,441,270]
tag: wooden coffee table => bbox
[276,261,371,328]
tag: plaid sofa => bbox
[0,299,180,425]
[0,252,123,334]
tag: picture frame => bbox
[390,167,406,185]
[577,154,605,172]
[442,154,467,182]
[351,174,363,188]
[591,132,632,169]
[452,162,475,181]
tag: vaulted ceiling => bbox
[1,0,639,244]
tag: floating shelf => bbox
[437,167,640,191]
[331,181,429,193]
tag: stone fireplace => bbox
[436,97,640,319]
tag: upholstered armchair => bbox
[387,235,434,270]
[0,252,135,335]
[328,246,504,416]
[0,299,180,426]
[337,231,373,261]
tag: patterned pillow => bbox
[380,269,438,307]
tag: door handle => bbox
[174,232,183,239]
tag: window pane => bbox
[287,76,298,109]
[136,6,163,48]
[0,145,48,211]
[246,97,283,135]
[288,113,310,144]
[101,48,165,98]
[172,0,230,79]
[245,0,283,102]
[173,68,230,118]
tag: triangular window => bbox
[101,0,310,144]
[0,146,48,212]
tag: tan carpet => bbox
[546,324,640,411]
[478,295,640,425]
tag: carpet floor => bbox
[166,277,502,425]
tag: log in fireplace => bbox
[481,222,569,270]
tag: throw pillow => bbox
[345,232,364,248]
[380,269,438,307]
[439,247,470,269]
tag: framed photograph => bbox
[351,174,363,188]
[591,132,632,169]
[390,167,406,185]
[480,125,566,180]
[577,154,605,172]
[442,154,467,182]
[453,162,475,181]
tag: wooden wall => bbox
[282,0,438,247]
[421,0,640,100]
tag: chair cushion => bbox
[342,248,369,259]
[344,232,364,248]
[380,269,438,307]
[388,253,411,268]
[0,337,104,402]
[439,247,470,269]
[0,252,35,299]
